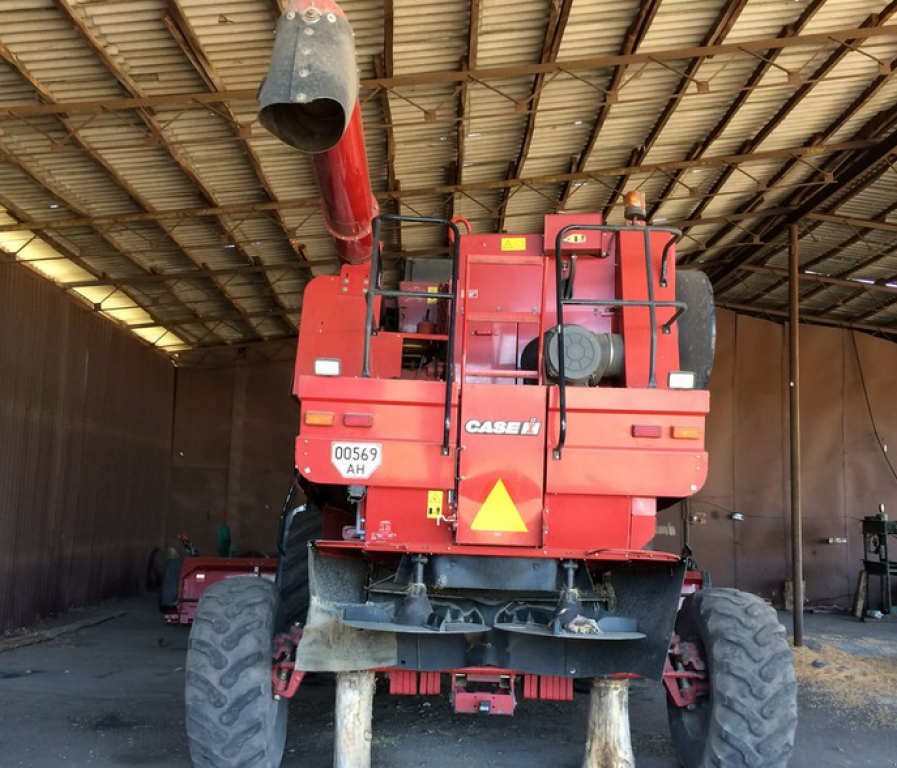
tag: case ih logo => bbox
[464,418,542,436]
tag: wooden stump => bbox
[334,670,376,768]
[581,678,635,768]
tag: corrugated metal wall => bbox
[0,265,174,632]
[6,256,886,630]
[660,311,897,607]
[168,359,299,557]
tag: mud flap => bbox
[294,546,398,672]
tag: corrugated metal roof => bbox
[2,0,897,351]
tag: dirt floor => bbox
[0,598,894,767]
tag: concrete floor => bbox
[0,598,894,767]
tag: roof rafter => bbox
[557,0,664,211]
[604,0,751,218]
[651,0,829,221]
[6,21,897,120]
[51,0,293,337]
[0,40,261,344]
[2,137,872,234]
[496,0,573,231]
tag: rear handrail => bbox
[362,215,461,456]
[552,224,684,459]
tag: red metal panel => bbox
[546,387,710,498]
[456,384,546,547]
[419,672,442,695]
[364,488,452,546]
[544,213,607,256]
[539,675,574,701]
[617,229,680,389]
[389,670,418,696]
[295,377,457,489]
[294,266,402,380]
[545,495,632,551]
[523,675,539,699]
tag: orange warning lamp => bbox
[623,190,647,221]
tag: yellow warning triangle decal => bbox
[471,479,528,533]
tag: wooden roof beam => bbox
[6,21,897,119]
[604,0,750,218]
[0,40,264,344]
[164,0,306,316]
[496,0,573,231]
[0,195,213,347]
[649,0,828,220]
[0,136,878,233]
[558,0,664,211]
[51,0,293,337]
[707,47,897,299]
[686,0,897,272]
[718,301,897,338]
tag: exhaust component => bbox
[259,0,378,264]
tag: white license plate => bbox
[331,442,383,479]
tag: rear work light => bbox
[668,371,696,390]
[314,358,341,376]
[343,413,374,428]
[671,426,702,440]
[305,412,335,426]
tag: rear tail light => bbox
[343,413,374,428]
[632,424,663,438]
[314,358,341,376]
[671,426,702,440]
[305,411,335,426]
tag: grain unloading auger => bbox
[184,2,798,766]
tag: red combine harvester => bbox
[184,2,798,767]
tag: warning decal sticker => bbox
[470,479,528,533]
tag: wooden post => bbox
[334,671,375,768]
[582,678,635,768]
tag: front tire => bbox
[667,588,797,768]
[185,577,287,768]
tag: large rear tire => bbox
[185,577,287,768]
[667,588,797,768]
[277,502,322,625]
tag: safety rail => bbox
[552,224,684,460]
[362,215,461,456]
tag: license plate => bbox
[330,442,383,479]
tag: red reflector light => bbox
[343,413,374,428]
[632,424,663,438]
[671,426,702,440]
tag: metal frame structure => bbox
[3,0,897,357]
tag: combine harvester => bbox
[184,2,798,766]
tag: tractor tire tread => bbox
[185,577,286,768]
[278,504,321,624]
[668,588,797,768]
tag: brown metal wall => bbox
[166,313,897,607]
[660,310,897,606]
[167,358,299,557]
[0,265,174,632]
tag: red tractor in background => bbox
[184,2,798,767]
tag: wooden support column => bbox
[789,224,805,647]
[581,678,634,768]
[334,671,376,768]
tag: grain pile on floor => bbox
[792,635,897,727]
